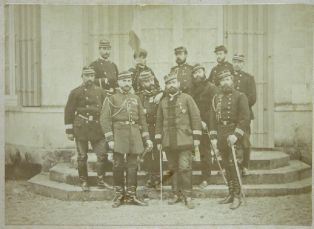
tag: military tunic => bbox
[100,89,149,155]
[233,70,256,120]
[64,83,106,141]
[129,65,160,93]
[89,57,119,91]
[170,63,193,94]
[208,61,234,86]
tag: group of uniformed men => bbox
[64,39,256,210]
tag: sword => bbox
[159,145,163,206]
[231,144,246,202]
[205,128,228,185]
[137,146,152,171]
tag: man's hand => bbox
[157,144,162,151]
[153,92,163,104]
[67,134,74,141]
[193,140,200,147]
[108,141,115,150]
[211,139,218,148]
[227,134,238,147]
[201,121,207,130]
[146,139,153,151]
[107,152,113,162]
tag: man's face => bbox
[192,68,206,83]
[219,75,233,93]
[175,52,187,65]
[165,78,180,94]
[216,51,226,63]
[82,73,95,86]
[99,47,111,59]
[233,60,244,71]
[135,56,147,67]
[141,77,155,91]
[118,78,132,92]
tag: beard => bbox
[145,84,155,91]
[192,75,205,85]
[101,53,110,59]
[217,57,225,63]
[121,85,131,92]
[167,86,179,94]
[176,58,186,65]
[221,84,233,94]
[84,80,93,87]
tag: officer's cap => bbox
[99,39,111,48]
[217,70,232,82]
[139,70,153,82]
[232,53,245,62]
[118,71,133,80]
[192,64,205,74]
[134,48,148,59]
[214,45,228,53]
[174,46,188,54]
[164,73,177,84]
[82,66,95,75]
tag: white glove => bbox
[146,139,153,151]
[201,121,207,130]
[193,140,200,147]
[153,92,163,104]
[157,144,162,151]
[193,146,201,161]
[67,134,74,141]
[227,134,238,146]
[211,139,218,148]
[107,152,113,162]
[108,141,114,150]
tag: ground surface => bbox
[5,180,312,226]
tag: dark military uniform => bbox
[233,54,257,169]
[89,40,118,92]
[155,74,202,202]
[100,71,150,207]
[64,68,109,188]
[208,61,234,86]
[209,71,250,208]
[190,64,218,183]
[129,65,160,93]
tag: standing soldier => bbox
[89,39,118,93]
[64,66,113,192]
[170,46,193,94]
[155,73,202,209]
[208,45,234,86]
[209,70,250,210]
[190,64,218,188]
[137,70,163,189]
[129,48,160,93]
[100,70,153,208]
[232,54,257,175]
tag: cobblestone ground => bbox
[5,180,312,226]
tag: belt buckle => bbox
[125,121,130,125]
[88,116,93,121]
[223,121,227,125]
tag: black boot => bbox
[112,186,125,208]
[182,191,195,209]
[78,161,89,192]
[97,175,113,189]
[230,194,242,210]
[168,192,182,205]
[219,180,234,204]
[125,186,148,206]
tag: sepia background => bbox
[4,4,312,168]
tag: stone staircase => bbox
[28,149,312,201]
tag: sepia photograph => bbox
[1,1,313,228]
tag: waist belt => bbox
[115,121,138,125]
[77,114,98,121]
[219,120,235,126]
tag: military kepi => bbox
[164,73,177,83]
[232,53,245,62]
[174,46,187,54]
[217,70,232,82]
[192,63,205,74]
[118,71,133,80]
[99,39,111,48]
[214,45,228,53]
[82,66,95,75]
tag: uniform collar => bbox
[168,90,180,101]
[99,56,109,61]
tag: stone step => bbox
[70,150,290,171]
[28,173,312,201]
[49,160,311,186]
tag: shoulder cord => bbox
[103,96,130,118]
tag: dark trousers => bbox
[112,152,138,191]
[241,125,251,168]
[199,134,212,181]
[75,139,107,181]
[166,149,193,197]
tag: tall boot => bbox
[96,161,113,189]
[78,161,89,192]
[125,186,148,206]
[182,190,195,209]
[219,167,233,204]
[230,176,242,210]
[112,186,125,208]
